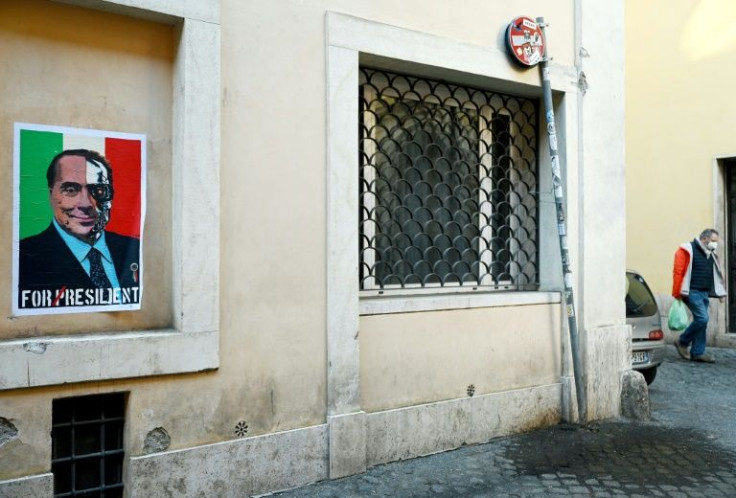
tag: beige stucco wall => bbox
[360,305,562,412]
[0,0,581,483]
[626,0,736,295]
[0,0,173,337]
[219,0,575,443]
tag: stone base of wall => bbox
[126,383,562,497]
[366,384,561,467]
[128,425,328,498]
[583,324,630,421]
[328,412,367,479]
[0,473,52,498]
[714,334,736,348]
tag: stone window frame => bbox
[0,0,220,390]
[325,11,579,477]
[327,12,578,322]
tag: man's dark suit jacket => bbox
[18,224,140,306]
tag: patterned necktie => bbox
[88,248,112,289]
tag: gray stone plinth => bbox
[620,369,650,421]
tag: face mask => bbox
[707,241,718,251]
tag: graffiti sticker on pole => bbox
[505,16,545,67]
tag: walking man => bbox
[672,228,726,363]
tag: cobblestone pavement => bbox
[269,346,736,497]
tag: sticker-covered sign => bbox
[12,123,146,315]
[505,16,545,67]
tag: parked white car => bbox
[625,270,666,384]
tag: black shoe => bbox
[691,353,715,363]
[675,341,691,360]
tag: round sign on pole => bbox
[505,16,545,67]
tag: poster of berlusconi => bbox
[12,123,146,315]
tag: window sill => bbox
[0,329,218,390]
[359,290,562,315]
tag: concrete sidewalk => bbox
[268,346,736,497]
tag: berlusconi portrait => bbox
[13,123,145,315]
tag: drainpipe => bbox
[536,17,587,423]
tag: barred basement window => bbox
[52,393,126,498]
[359,68,539,292]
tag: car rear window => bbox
[626,272,658,317]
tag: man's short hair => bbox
[700,228,719,240]
[46,149,113,189]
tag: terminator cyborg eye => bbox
[87,183,114,203]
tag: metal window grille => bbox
[359,68,539,291]
[52,393,126,498]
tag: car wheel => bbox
[641,367,657,385]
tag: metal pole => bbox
[536,17,587,423]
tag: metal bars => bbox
[359,68,539,292]
[51,393,126,498]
